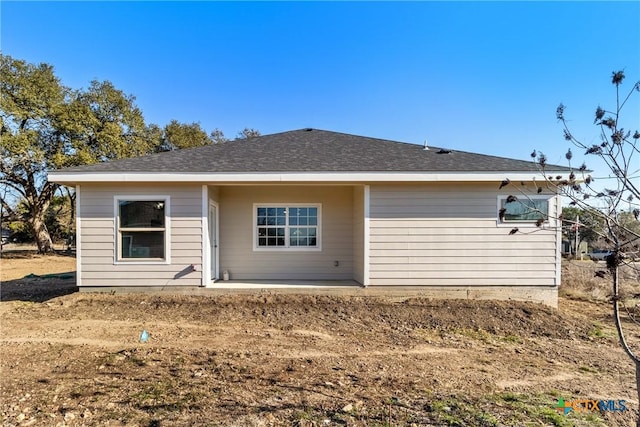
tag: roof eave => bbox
[48,170,568,185]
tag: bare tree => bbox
[507,70,640,422]
[236,128,261,140]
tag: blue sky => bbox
[2,1,639,172]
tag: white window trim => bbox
[496,194,551,227]
[253,203,322,252]
[114,195,171,264]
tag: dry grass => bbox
[561,259,640,301]
[0,250,76,282]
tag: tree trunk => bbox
[30,213,54,254]
[611,264,640,425]
[636,361,640,427]
[24,181,57,254]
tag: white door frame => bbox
[208,201,220,282]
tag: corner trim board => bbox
[363,185,370,287]
[75,185,82,288]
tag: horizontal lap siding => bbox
[219,186,353,280]
[79,184,203,287]
[368,184,558,287]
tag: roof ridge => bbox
[269,128,447,150]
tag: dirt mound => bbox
[39,293,596,342]
[2,292,636,426]
[1,253,638,425]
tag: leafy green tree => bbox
[155,124,260,151]
[3,200,31,243]
[1,54,260,253]
[1,195,71,244]
[1,55,68,252]
[0,55,156,252]
[45,194,73,244]
[158,123,263,150]
[62,80,155,164]
[159,120,213,151]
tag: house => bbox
[48,128,568,306]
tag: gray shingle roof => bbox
[55,128,567,174]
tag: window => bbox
[254,204,321,250]
[498,196,550,223]
[116,197,169,262]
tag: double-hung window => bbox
[254,204,321,251]
[115,196,170,262]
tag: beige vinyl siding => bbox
[208,186,220,203]
[368,183,558,287]
[79,183,203,287]
[352,186,365,284]
[219,186,353,280]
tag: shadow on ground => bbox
[0,249,76,260]
[0,274,77,302]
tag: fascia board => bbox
[48,171,571,184]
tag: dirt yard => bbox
[2,251,640,426]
